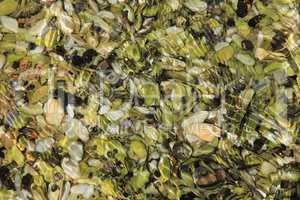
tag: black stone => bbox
[203,27,216,43]
[0,147,5,158]
[180,192,197,200]
[71,55,84,66]
[19,127,31,134]
[21,174,33,190]
[191,30,204,39]
[82,49,98,63]
[93,26,102,33]
[74,95,87,106]
[241,40,254,51]
[253,138,266,152]
[283,75,297,87]
[227,18,235,27]
[259,0,269,5]
[55,45,66,56]
[248,15,264,27]
[74,2,85,13]
[27,84,35,90]
[0,166,9,177]
[0,166,15,190]
[271,31,286,51]
[28,42,36,50]
[12,61,20,69]
[51,184,59,192]
[280,180,289,188]
[236,0,248,18]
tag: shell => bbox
[61,158,81,179]
[68,141,83,162]
[70,184,94,199]
[235,53,255,66]
[183,122,221,142]
[44,98,65,126]
[0,0,18,16]
[35,138,55,153]
[65,119,89,142]
[184,0,207,13]
[0,16,19,33]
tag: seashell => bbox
[61,158,81,179]
[106,110,124,121]
[35,138,55,153]
[61,181,71,200]
[70,184,94,199]
[98,11,115,19]
[29,19,48,36]
[47,183,60,200]
[167,0,180,10]
[0,16,18,33]
[65,119,89,142]
[68,141,83,162]
[235,53,255,66]
[44,98,65,126]
[58,12,75,35]
[128,140,147,161]
[184,0,207,13]
[255,48,269,60]
[183,122,221,142]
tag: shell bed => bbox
[0,0,300,199]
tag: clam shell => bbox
[70,184,94,199]
[183,122,221,142]
[65,119,89,142]
[1,16,18,33]
[68,141,83,162]
[44,98,65,126]
[61,158,81,179]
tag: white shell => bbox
[35,138,55,153]
[61,158,81,179]
[65,119,89,142]
[29,19,48,36]
[44,98,64,126]
[58,12,74,34]
[182,111,209,129]
[1,16,18,33]
[184,0,207,13]
[235,53,255,66]
[68,141,83,162]
[106,110,124,121]
[61,181,71,200]
[183,118,221,142]
[70,184,94,199]
[167,0,180,10]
